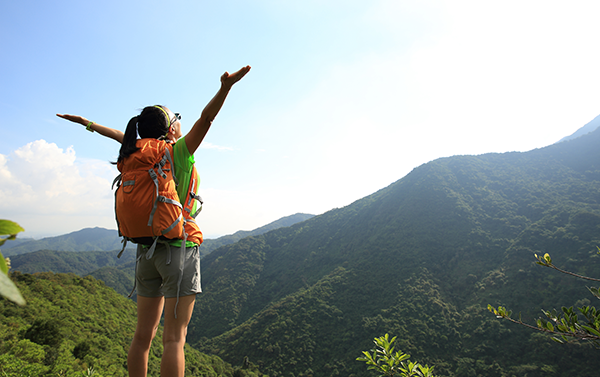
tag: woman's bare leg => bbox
[161,294,196,377]
[128,296,164,377]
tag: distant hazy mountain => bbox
[3,213,314,257]
[557,113,600,143]
[0,236,34,249]
[2,227,128,256]
[8,213,314,284]
[199,213,314,255]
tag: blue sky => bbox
[2,0,600,239]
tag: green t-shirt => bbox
[169,136,201,247]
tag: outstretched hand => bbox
[221,65,251,89]
[56,113,88,126]
[56,113,124,143]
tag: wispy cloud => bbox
[200,142,234,151]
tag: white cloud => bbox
[0,140,282,240]
[0,140,118,238]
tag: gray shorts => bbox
[135,243,201,298]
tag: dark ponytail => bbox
[116,116,141,163]
[115,105,170,163]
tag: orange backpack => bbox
[112,139,202,255]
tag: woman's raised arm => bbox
[184,65,251,154]
[56,113,124,144]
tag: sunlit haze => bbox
[2,1,600,239]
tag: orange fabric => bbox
[185,219,203,245]
[115,139,184,240]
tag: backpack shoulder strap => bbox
[164,143,178,187]
[184,164,203,219]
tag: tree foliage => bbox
[5,127,600,376]
[357,334,436,377]
[0,271,262,376]
[190,127,600,376]
[489,250,600,345]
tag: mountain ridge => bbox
[8,214,315,298]
[557,113,600,143]
[189,126,600,376]
[2,227,127,256]
[3,213,314,257]
[4,127,600,376]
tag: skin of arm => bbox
[56,114,124,143]
[184,65,251,154]
[56,65,250,150]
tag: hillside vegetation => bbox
[4,128,600,376]
[0,272,260,376]
[188,128,600,376]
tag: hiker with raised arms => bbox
[57,65,251,377]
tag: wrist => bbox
[220,82,233,91]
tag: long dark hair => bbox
[116,105,170,163]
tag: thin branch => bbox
[499,315,600,341]
[544,263,600,282]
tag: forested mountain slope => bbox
[9,250,137,297]
[190,127,600,376]
[0,272,255,376]
[9,250,136,276]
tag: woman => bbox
[57,65,250,377]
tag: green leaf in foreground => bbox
[0,219,26,305]
[0,270,26,305]
[0,219,25,247]
[0,252,7,274]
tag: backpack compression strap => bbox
[155,147,179,187]
[184,177,204,219]
[147,146,183,229]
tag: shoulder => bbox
[172,137,195,167]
